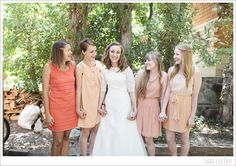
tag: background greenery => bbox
[3,3,233,92]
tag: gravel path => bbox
[3,120,80,156]
[3,120,233,156]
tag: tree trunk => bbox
[68,3,89,62]
[117,3,133,65]
[27,31,38,92]
[219,55,233,125]
[146,3,153,50]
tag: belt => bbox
[170,92,191,121]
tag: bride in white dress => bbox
[92,42,147,156]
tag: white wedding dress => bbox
[92,67,147,156]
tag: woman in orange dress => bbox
[76,38,102,156]
[136,51,167,156]
[42,40,78,156]
[159,43,202,156]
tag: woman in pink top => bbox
[42,40,78,156]
[136,51,167,156]
[76,38,102,156]
[159,43,202,156]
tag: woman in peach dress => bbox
[136,51,167,156]
[76,38,102,156]
[159,43,202,156]
[42,40,78,156]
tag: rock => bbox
[203,89,218,104]
[34,118,43,133]
[69,128,80,139]
[18,105,41,130]
[41,128,52,137]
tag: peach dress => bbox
[77,61,102,128]
[163,73,194,133]
[48,63,78,131]
[137,78,162,138]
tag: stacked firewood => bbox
[4,86,42,121]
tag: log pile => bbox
[4,86,42,121]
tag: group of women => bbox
[42,38,202,156]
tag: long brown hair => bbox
[50,40,70,67]
[101,42,128,71]
[170,43,193,88]
[136,51,163,98]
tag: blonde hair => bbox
[136,51,163,98]
[170,43,193,88]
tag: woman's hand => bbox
[46,114,54,126]
[78,108,87,119]
[188,116,195,128]
[127,111,137,121]
[98,105,107,117]
[159,112,167,122]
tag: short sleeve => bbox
[125,67,135,92]
[101,69,107,93]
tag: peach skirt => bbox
[163,92,192,133]
[137,98,162,137]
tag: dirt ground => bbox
[3,120,233,156]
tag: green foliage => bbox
[191,3,233,66]
[194,115,205,131]
[132,3,193,71]
[191,22,232,66]
[3,3,68,92]
[192,23,220,66]
[5,3,232,92]
[87,3,120,60]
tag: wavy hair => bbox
[170,43,193,88]
[101,42,128,71]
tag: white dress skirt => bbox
[92,67,147,156]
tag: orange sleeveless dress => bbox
[48,63,78,131]
[136,78,162,138]
[163,73,194,133]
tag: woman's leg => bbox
[60,129,72,156]
[51,131,64,156]
[180,130,190,156]
[145,137,155,156]
[79,128,90,156]
[165,129,177,156]
[89,124,99,155]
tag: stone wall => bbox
[197,77,223,120]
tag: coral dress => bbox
[136,77,162,138]
[163,73,194,133]
[48,63,78,131]
[77,61,102,128]
[92,67,147,156]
